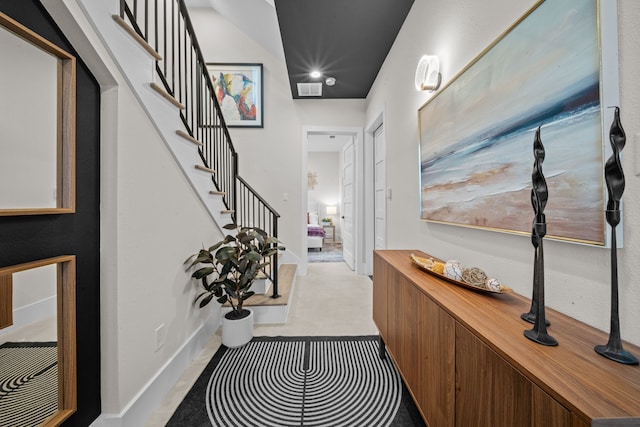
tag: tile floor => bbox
[0,316,56,343]
[146,262,378,426]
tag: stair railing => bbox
[119,0,281,297]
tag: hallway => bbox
[147,263,378,425]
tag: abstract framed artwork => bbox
[207,63,263,128]
[419,0,620,246]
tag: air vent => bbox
[297,82,322,97]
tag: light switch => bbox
[283,193,288,201]
[635,134,640,177]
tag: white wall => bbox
[44,0,225,417]
[308,151,341,239]
[188,8,366,260]
[366,0,640,346]
[107,84,222,411]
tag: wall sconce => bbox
[415,55,441,91]
[326,206,337,215]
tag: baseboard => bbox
[89,313,219,427]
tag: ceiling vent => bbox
[297,82,322,97]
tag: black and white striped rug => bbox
[0,342,58,427]
[169,336,425,426]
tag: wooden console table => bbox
[373,250,640,427]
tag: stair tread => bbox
[112,15,162,60]
[195,164,216,173]
[225,264,297,307]
[150,82,185,110]
[176,130,202,146]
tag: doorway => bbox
[301,126,364,275]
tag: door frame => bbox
[365,111,385,276]
[301,126,365,275]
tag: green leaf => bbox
[192,267,214,279]
[201,277,213,291]
[220,262,233,276]
[216,295,228,304]
[238,258,249,273]
[198,293,214,308]
[194,291,209,302]
[250,230,265,246]
[241,291,255,301]
[186,252,213,269]
[216,246,236,261]
[263,249,278,257]
[240,234,255,245]
[207,241,223,252]
[245,251,262,262]
[223,223,238,230]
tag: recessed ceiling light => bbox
[310,70,322,78]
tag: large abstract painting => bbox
[207,63,263,128]
[419,0,618,246]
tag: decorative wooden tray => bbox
[410,253,512,294]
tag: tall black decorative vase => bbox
[595,107,638,365]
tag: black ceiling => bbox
[274,0,414,99]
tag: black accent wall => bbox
[0,1,101,425]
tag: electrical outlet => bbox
[154,324,165,352]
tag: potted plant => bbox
[186,223,285,347]
[321,217,332,226]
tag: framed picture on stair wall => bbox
[206,63,263,128]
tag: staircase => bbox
[80,0,289,301]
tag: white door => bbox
[341,140,355,270]
[374,125,386,250]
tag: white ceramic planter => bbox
[221,309,254,348]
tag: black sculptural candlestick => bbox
[524,127,557,346]
[595,107,639,365]
[520,187,550,327]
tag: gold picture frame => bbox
[0,12,76,216]
[418,0,619,246]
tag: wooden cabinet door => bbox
[416,289,455,427]
[455,323,531,427]
[532,385,571,427]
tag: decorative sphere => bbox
[485,278,502,292]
